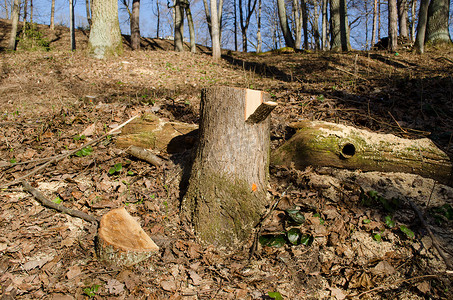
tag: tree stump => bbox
[182,86,277,246]
[96,207,159,267]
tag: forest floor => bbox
[1,19,453,299]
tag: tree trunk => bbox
[321,0,327,50]
[30,0,33,23]
[339,0,351,51]
[277,0,295,48]
[185,0,196,53]
[210,0,221,59]
[131,0,140,50]
[388,0,398,51]
[174,0,184,51]
[256,0,262,53]
[292,0,302,49]
[302,0,309,49]
[272,120,452,186]
[397,0,408,37]
[7,0,20,50]
[69,0,76,51]
[425,0,452,46]
[410,0,416,41]
[50,0,55,30]
[330,0,342,51]
[414,0,430,53]
[156,0,160,38]
[23,0,28,26]
[4,0,9,19]
[371,0,377,45]
[86,0,91,27]
[312,0,320,50]
[182,87,276,246]
[234,0,238,51]
[88,0,123,59]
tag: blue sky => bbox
[1,0,453,51]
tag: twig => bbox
[332,65,369,82]
[0,115,139,189]
[388,111,408,134]
[408,199,453,270]
[21,180,99,224]
[355,274,439,298]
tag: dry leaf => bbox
[105,278,124,294]
[188,270,203,286]
[161,280,176,292]
[416,281,430,293]
[81,123,96,137]
[371,260,396,276]
[329,287,346,300]
[66,265,81,280]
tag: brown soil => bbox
[1,19,452,299]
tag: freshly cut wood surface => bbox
[97,207,159,267]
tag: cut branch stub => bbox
[245,90,277,124]
[96,207,159,268]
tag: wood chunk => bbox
[97,208,159,267]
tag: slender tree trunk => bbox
[86,0,92,27]
[131,0,140,50]
[321,0,327,50]
[425,0,452,45]
[50,0,55,30]
[174,0,184,51]
[397,0,408,37]
[156,0,160,38]
[30,0,33,22]
[277,0,295,48]
[388,0,398,51]
[340,0,350,50]
[256,0,262,53]
[88,0,123,59]
[410,0,416,41]
[330,0,341,51]
[69,0,76,50]
[312,0,320,50]
[4,0,9,19]
[239,0,258,52]
[371,0,377,45]
[234,0,237,51]
[378,0,381,39]
[202,0,212,36]
[23,0,28,25]
[414,0,430,53]
[185,0,196,53]
[210,0,221,59]
[8,0,20,50]
[292,0,302,49]
[302,0,309,49]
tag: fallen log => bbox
[96,207,159,268]
[271,120,452,185]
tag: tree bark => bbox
[239,0,258,52]
[301,0,309,49]
[7,0,20,50]
[292,0,302,49]
[388,0,398,51]
[397,0,408,37]
[69,0,76,51]
[312,0,320,50]
[256,0,262,53]
[277,0,295,48]
[371,0,378,45]
[174,0,184,51]
[86,0,91,27]
[272,121,452,186]
[210,0,221,59]
[50,0,55,30]
[330,0,341,51]
[131,0,140,50]
[182,87,276,246]
[321,0,327,50]
[414,0,430,53]
[425,0,452,46]
[184,0,196,53]
[88,0,123,59]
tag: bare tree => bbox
[277,0,295,48]
[173,0,184,51]
[50,0,55,30]
[397,0,408,37]
[388,0,398,51]
[414,0,430,53]
[88,0,123,58]
[210,0,221,59]
[256,0,262,52]
[184,0,196,53]
[291,0,302,48]
[330,0,350,51]
[371,0,377,45]
[321,0,328,49]
[8,0,20,50]
[70,0,76,50]
[239,0,257,52]
[425,0,452,45]
[86,0,91,27]
[131,0,140,50]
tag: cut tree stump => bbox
[96,207,159,267]
[116,113,198,153]
[182,86,277,246]
[272,120,452,185]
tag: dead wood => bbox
[272,120,452,185]
[126,145,164,167]
[21,180,99,224]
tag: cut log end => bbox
[96,207,159,268]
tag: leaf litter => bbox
[0,21,452,299]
